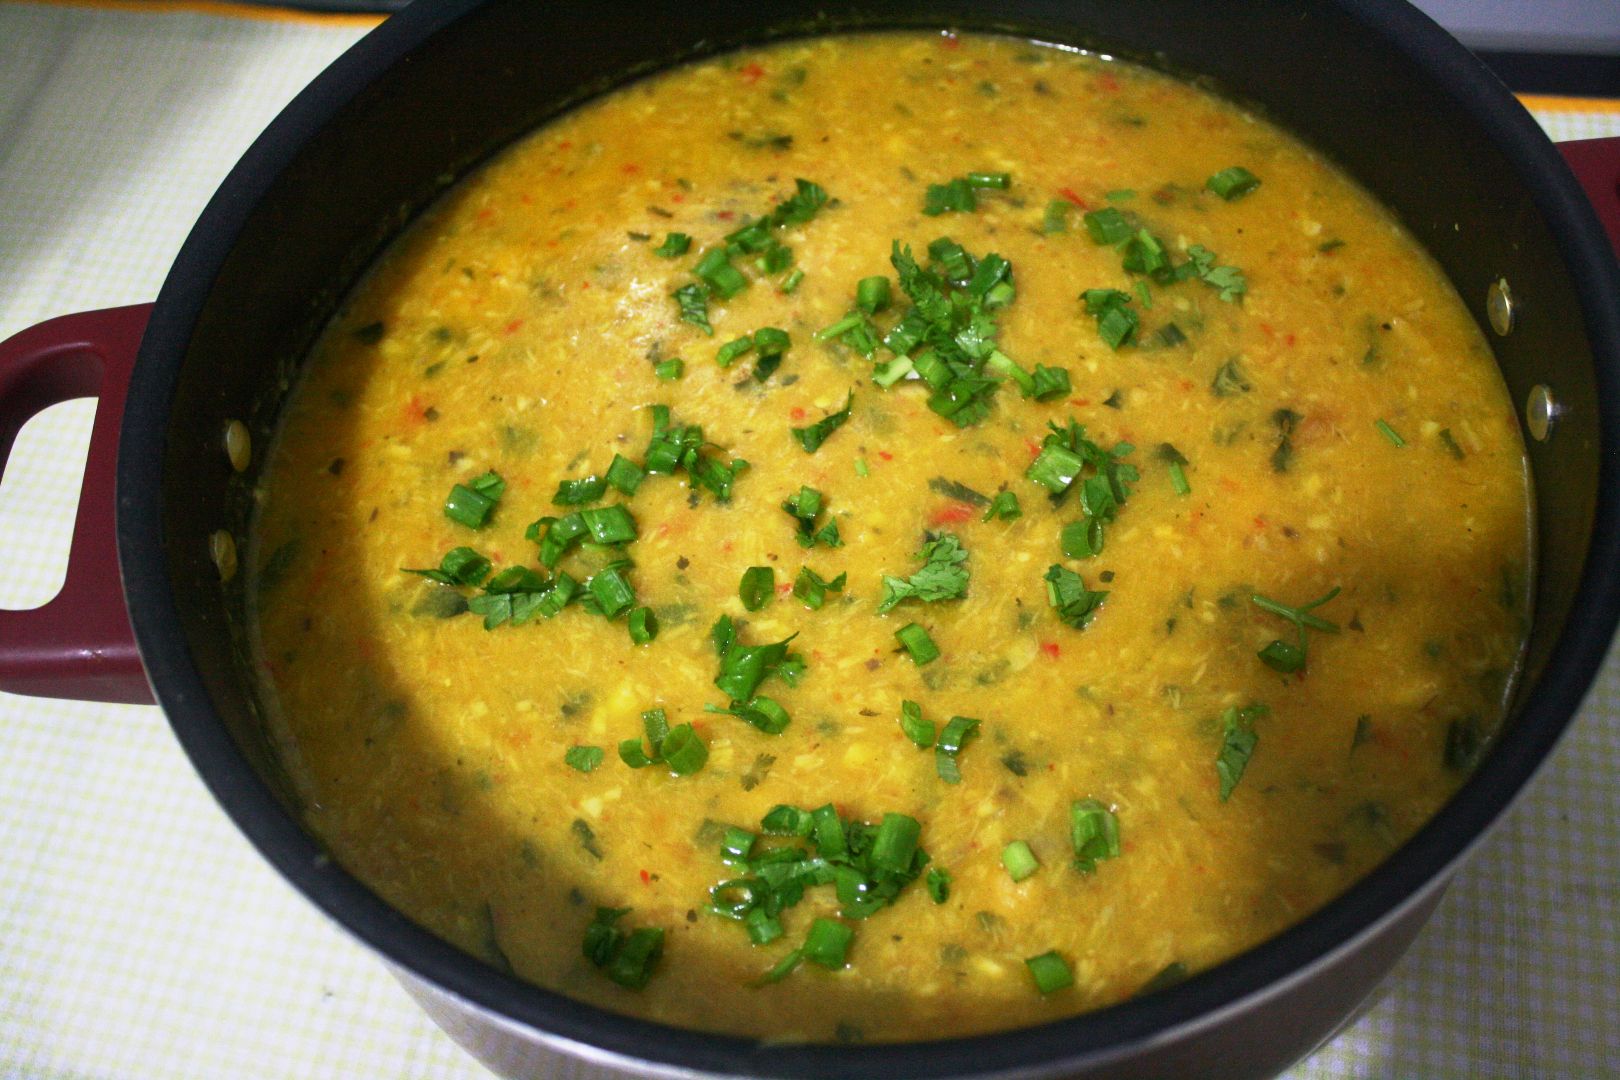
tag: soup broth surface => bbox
[251,31,1530,1042]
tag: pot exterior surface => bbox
[113,1,1620,1077]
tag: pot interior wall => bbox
[137,0,1609,1073]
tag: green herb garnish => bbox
[654,232,692,258]
[1082,288,1139,350]
[583,907,664,989]
[1216,704,1267,799]
[1001,840,1039,882]
[895,622,940,666]
[935,715,980,783]
[878,534,969,613]
[619,708,708,775]
[792,390,854,453]
[444,470,504,529]
[1156,443,1191,495]
[739,566,775,611]
[1070,798,1120,872]
[781,485,842,548]
[564,745,605,773]
[1206,166,1261,200]
[1251,586,1340,673]
[983,491,1022,522]
[899,699,936,747]
[1025,951,1074,995]
[404,546,492,587]
[1045,564,1107,629]
[793,566,847,610]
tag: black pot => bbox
[3,1,1616,1077]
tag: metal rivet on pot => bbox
[224,420,251,473]
[1487,278,1515,337]
[1525,384,1557,443]
[210,530,238,582]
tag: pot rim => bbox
[117,0,1620,1076]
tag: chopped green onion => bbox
[895,622,940,666]
[654,358,684,380]
[1375,419,1406,447]
[1042,199,1071,234]
[898,699,936,747]
[745,907,784,945]
[654,232,692,258]
[1156,443,1191,495]
[855,457,870,478]
[694,247,749,299]
[586,563,636,619]
[1083,207,1133,244]
[583,906,627,966]
[605,454,645,496]
[553,475,607,506]
[780,268,804,293]
[1206,166,1261,200]
[752,327,791,381]
[1082,288,1139,350]
[717,335,755,367]
[1070,798,1121,872]
[856,276,891,314]
[660,723,708,775]
[759,948,804,984]
[444,471,504,529]
[605,926,664,989]
[564,745,604,773]
[403,546,492,587]
[811,803,847,859]
[628,606,658,645]
[739,566,775,612]
[1061,517,1105,560]
[923,177,976,215]
[926,867,951,903]
[762,804,814,836]
[802,918,854,969]
[580,504,638,545]
[720,826,756,866]
[935,715,980,784]
[870,813,922,873]
[1030,364,1071,402]
[967,171,1011,190]
[1025,951,1074,994]
[1001,840,1040,882]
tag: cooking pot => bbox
[1,1,1617,1076]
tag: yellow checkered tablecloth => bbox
[0,3,1616,1077]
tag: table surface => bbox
[1,3,1617,1078]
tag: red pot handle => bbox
[1560,136,1620,256]
[0,305,155,705]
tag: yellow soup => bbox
[250,31,1530,1043]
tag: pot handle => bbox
[0,305,155,705]
[1559,136,1620,256]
